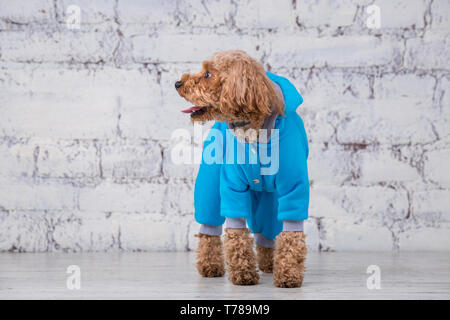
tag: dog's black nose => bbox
[175,81,183,90]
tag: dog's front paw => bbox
[224,228,259,285]
[273,231,307,288]
[195,233,225,277]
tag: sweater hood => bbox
[266,72,303,113]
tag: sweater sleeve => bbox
[275,122,310,221]
[194,122,227,226]
[220,164,252,219]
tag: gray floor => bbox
[0,251,449,299]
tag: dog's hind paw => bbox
[256,245,274,273]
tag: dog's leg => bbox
[254,233,274,273]
[224,218,259,285]
[273,231,307,288]
[195,233,225,277]
[195,226,225,277]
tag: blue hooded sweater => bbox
[194,72,309,240]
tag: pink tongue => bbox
[181,106,203,113]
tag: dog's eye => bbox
[204,71,211,79]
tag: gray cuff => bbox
[199,224,222,236]
[282,220,304,232]
[225,217,246,229]
[254,233,275,248]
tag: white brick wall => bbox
[0,0,449,252]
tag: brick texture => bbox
[0,0,449,252]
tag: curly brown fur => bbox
[224,228,259,285]
[176,50,284,131]
[273,232,307,288]
[195,233,225,278]
[256,245,274,273]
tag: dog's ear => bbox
[219,58,284,118]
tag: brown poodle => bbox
[175,50,307,288]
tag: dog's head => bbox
[175,50,284,129]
